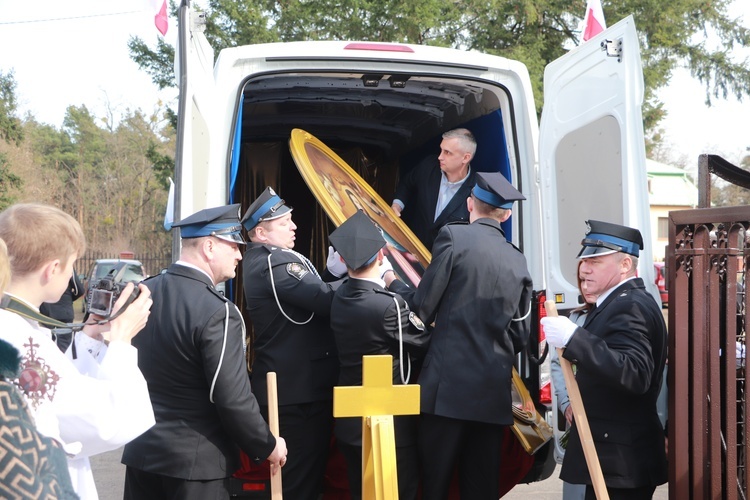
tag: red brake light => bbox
[537,291,552,405]
[539,382,552,405]
[537,292,547,341]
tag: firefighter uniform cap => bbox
[173,204,246,244]
[578,219,643,259]
[242,186,293,230]
[329,210,387,270]
[471,172,526,209]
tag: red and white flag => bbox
[150,0,168,36]
[582,0,606,41]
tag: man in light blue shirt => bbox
[391,128,477,250]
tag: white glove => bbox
[326,245,347,278]
[379,255,394,279]
[541,316,578,348]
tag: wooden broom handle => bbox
[545,300,609,500]
[267,372,283,499]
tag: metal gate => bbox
[668,154,750,499]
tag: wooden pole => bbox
[267,372,283,499]
[544,300,609,500]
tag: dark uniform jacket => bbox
[243,243,340,406]
[41,273,85,351]
[560,277,668,489]
[390,218,532,425]
[41,273,83,324]
[122,264,275,480]
[394,154,476,251]
[330,278,431,447]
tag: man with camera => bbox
[0,202,155,500]
[122,204,287,500]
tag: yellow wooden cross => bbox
[333,355,420,500]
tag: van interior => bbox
[231,71,515,280]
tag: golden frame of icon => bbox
[289,128,430,284]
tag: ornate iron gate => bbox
[669,154,750,499]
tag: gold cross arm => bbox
[333,355,420,418]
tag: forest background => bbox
[1,0,749,260]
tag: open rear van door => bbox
[539,14,658,310]
[173,2,221,236]
[539,14,662,461]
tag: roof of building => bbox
[647,159,699,207]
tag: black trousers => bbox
[418,412,505,500]
[585,484,657,500]
[124,467,230,500]
[260,400,333,500]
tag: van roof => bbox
[218,40,517,70]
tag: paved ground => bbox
[91,449,128,499]
[91,448,668,500]
[503,465,668,500]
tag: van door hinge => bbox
[191,10,207,33]
[600,38,623,62]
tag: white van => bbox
[173,1,659,491]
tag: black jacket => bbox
[41,273,84,324]
[390,218,532,425]
[122,264,275,480]
[330,277,430,447]
[242,243,340,406]
[393,154,476,251]
[560,277,668,489]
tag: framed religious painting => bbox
[288,128,429,287]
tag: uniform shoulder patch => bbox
[409,311,425,331]
[286,262,309,280]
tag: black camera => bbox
[86,266,140,317]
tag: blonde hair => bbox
[470,193,508,219]
[0,238,10,295]
[0,203,86,277]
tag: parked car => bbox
[82,259,147,313]
[654,262,668,307]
